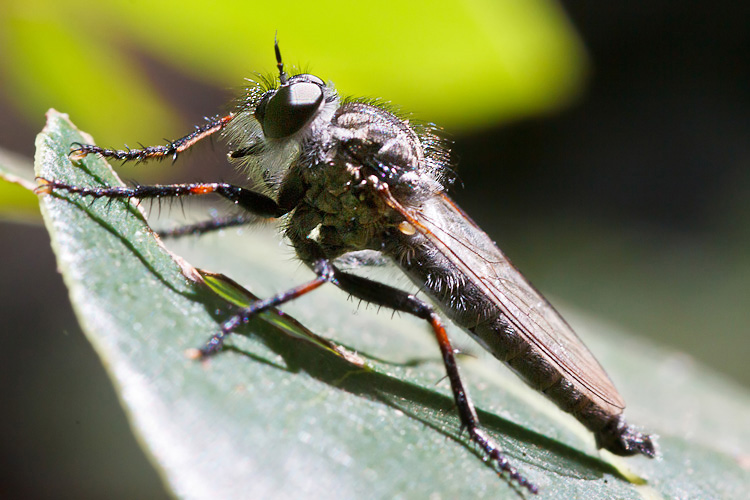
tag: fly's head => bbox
[225,42,451,208]
[252,73,329,140]
[224,44,339,194]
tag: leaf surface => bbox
[33,111,750,499]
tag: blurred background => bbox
[1,1,747,498]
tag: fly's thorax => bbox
[298,162,402,256]
[325,100,445,206]
[289,99,447,256]
[329,101,424,185]
[332,101,424,166]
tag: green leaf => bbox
[35,110,750,498]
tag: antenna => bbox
[274,32,288,85]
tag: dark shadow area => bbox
[0,222,172,500]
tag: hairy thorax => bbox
[292,101,434,258]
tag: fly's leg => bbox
[69,114,234,162]
[201,254,537,493]
[41,113,270,236]
[331,269,538,494]
[158,215,253,239]
[192,259,335,356]
[35,179,286,219]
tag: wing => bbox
[379,187,625,413]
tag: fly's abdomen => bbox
[393,229,636,452]
[467,314,619,436]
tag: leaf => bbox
[34,110,750,499]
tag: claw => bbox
[34,177,53,195]
[184,348,205,360]
[69,149,88,161]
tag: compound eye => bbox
[257,80,324,139]
[299,74,325,87]
[254,91,274,127]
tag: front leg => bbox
[70,114,234,162]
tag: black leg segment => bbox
[196,259,335,356]
[158,214,253,239]
[36,178,287,219]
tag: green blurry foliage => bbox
[0,148,37,220]
[0,0,586,149]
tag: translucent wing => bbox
[381,188,625,413]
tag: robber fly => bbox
[37,41,656,494]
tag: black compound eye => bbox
[255,77,325,139]
[298,74,325,87]
[254,91,273,127]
